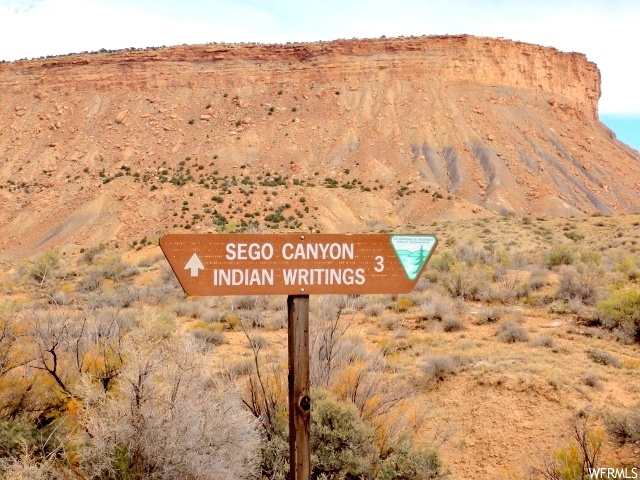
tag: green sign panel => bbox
[390,235,438,280]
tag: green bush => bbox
[546,245,576,268]
[443,264,490,300]
[260,429,289,480]
[475,306,504,325]
[259,389,375,480]
[564,231,584,242]
[259,390,446,480]
[0,418,60,460]
[429,252,454,272]
[597,288,640,342]
[29,250,60,284]
[376,446,442,480]
[311,390,376,479]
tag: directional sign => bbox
[159,233,437,296]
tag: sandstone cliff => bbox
[1,35,639,259]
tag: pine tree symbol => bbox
[412,245,427,277]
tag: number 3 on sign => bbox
[374,256,384,272]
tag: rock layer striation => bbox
[1,35,639,258]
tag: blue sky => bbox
[1,0,638,150]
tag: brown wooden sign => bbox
[159,233,437,296]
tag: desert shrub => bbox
[526,267,549,291]
[556,265,602,305]
[0,451,66,480]
[420,355,459,384]
[137,254,161,268]
[429,252,454,272]
[420,292,456,321]
[78,269,106,292]
[414,274,436,292]
[98,252,132,280]
[485,273,522,304]
[394,297,414,312]
[233,295,258,310]
[77,254,135,293]
[378,337,412,356]
[201,309,223,323]
[226,358,255,377]
[223,313,240,330]
[596,288,640,342]
[0,418,60,460]
[260,389,445,480]
[246,334,268,350]
[192,328,227,345]
[29,250,61,284]
[536,411,603,480]
[380,314,399,330]
[443,263,490,300]
[311,389,376,479]
[605,405,640,446]
[240,310,265,328]
[587,349,622,368]
[172,300,205,319]
[532,336,555,348]
[87,285,140,309]
[375,445,442,480]
[80,243,107,264]
[76,334,261,480]
[346,295,369,312]
[581,372,603,389]
[264,311,287,330]
[548,298,584,315]
[51,290,71,306]
[156,263,183,294]
[580,251,602,266]
[454,244,492,265]
[613,253,639,281]
[474,306,504,325]
[546,245,576,268]
[498,321,529,343]
[564,231,584,242]
[338,335,368,364]
[364,303,385,318]
[259,427,289,480]
[442,316,465,332]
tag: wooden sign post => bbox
[160,233,437,480]
[288,295,310,480]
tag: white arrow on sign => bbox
[184,253,204,277]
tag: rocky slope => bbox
[1,35,639,260]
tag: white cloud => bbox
[1,0,638,114]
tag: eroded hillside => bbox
[1,35,639,260]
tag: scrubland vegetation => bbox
[0,214,639,479]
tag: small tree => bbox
[412,246,427,277]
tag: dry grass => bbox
[2,213,640,480]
